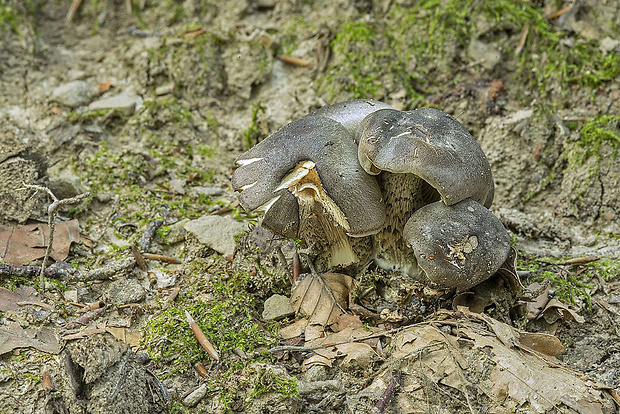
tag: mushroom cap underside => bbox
[232,115,386,237]
[403,198,511,289]
[358,108,493,207]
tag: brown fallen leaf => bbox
[0,285,41,311]
[106,326,141,347]
[330,313,362,333]
[519,331,566,357]
[279,318,309,340]
[0,220,81,265]
[290,272,354,327]
[0,322,61,355]
[540,298,585,324]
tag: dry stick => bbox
[373,370,402,414]
[142,253,182,264]
[21,184,90,292]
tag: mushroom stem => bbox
[372,172,426,275]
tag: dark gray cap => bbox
[232,115,386,238]
[310,99,393,140]
[403,198,510,289]
[357,108,494,207]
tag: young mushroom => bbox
[231,114,386,270]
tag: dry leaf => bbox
[304,323,324,343]
[301,352,333,371]
[290,272,354,326]
[540,298,585,324]
[334,342,376,367]
[279,318,308,340]
[0,322,61,355]
[0,220,81,265]
[330,314,362,333]
[519,331,566,357]
[386,317,613,413]
[0,286,41,311]
[106,326,141,347]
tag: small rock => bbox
[155,83,175,96]
[169,178,186,195]
[51,80,99,108]
[63,290,79,302]
[184,216,248,256]
[48,174,83,199]
[304,365,328,382]
[262,294,295,320]
[183,383,208,407]
[108,279,147,305]
[165,218,190,244]
[467,39,501,71]
[191,185,224,197]
[89,89,142,115]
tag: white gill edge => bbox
[235,157,263,166]
[256,195,282,213]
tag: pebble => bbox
[262,294,295,320]
[50,80,99,108]
[184,215,248,256]
[89,89,142,115]
[48,174,83,199]
[165,218,190,244]
[183,383,208,407]
[107,279,147,305]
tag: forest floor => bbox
[0,0,619,413]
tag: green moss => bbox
[515,253,616,309]
[0,0,20,34]
[249,367,299,399]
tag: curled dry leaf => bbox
[540,298,585,324]
[290,272,354,327]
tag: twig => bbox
[21,184,90,292]
[373,370,402,414]
[292,251,300,283]
[142,253,182,264]
[279,56,312,68]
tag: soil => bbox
[0,0,619,413]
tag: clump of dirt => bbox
[0,0,619,413]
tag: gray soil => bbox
[0,0,619,413]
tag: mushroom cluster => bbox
[232,100,510,290]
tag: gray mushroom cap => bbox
[403,198,510,289]
[310,99,393,140]
[231,115,386,238]
[357,108,494,207]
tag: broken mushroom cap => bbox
[310,99,393,140]
[357,108,494,207]
[231,115,386,238]
[403,198,510,289]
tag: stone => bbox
[184,215,248,256]
[48,174,83,199]
[107,279,147,305]
[183,383,208,407]
[262,294,295,320]
[89,89,142,115]
[165,218,190,244]
[51,80,99,108]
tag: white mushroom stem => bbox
[279,160,362,269]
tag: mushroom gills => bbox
[372,172,429,275]
[279,160,360,269]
